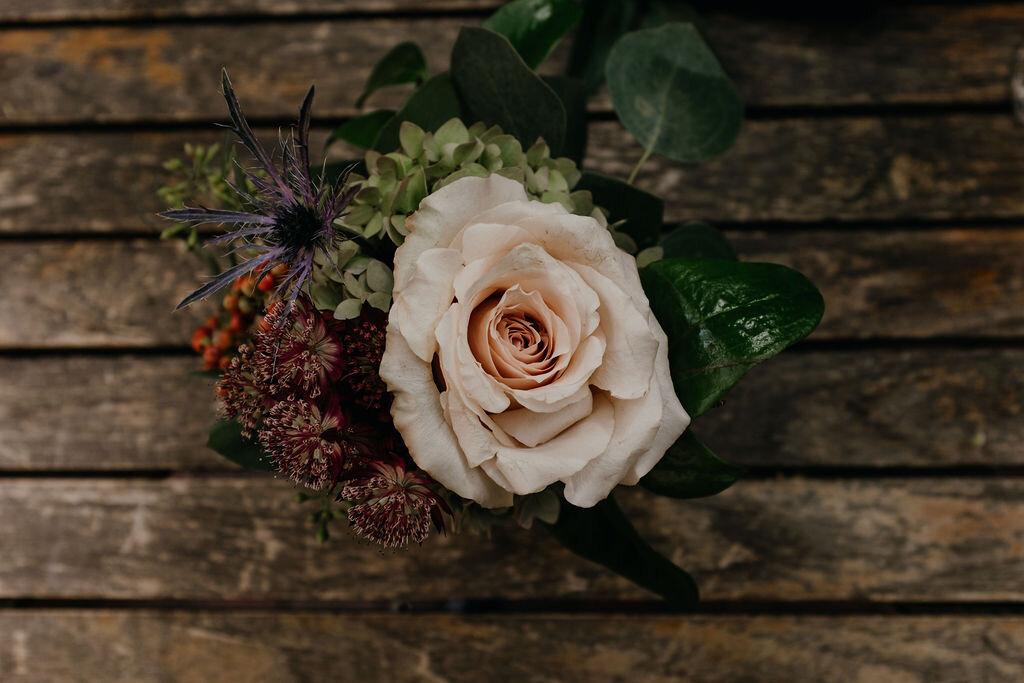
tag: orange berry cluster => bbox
[191,264,288,371]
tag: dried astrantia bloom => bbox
[162,69,358,310]
[337,307,390,414]
[255,298,344,398]
[342,459,449,548]
[216,345,273,438]
[259,396,375,490]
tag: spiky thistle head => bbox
[161,69,358,311]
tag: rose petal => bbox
[379,327,513,508]
[481,393,615,494]
[390,247,463,362]
[490,389,593,447]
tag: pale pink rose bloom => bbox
[379,174,690,508]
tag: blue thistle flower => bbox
[162,69,358,310]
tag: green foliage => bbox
[372,73,463,153]
[640,431,743,499]
[568,0,640,92]
[327,110,396,149]
[544,493,698,604]
[450,27,566,155]
[575,172,663,249]
[606,22,742,165]
[356,41,429,108]
[640,258,824,416]
[542,76,589,163]
[660,221,737,261]
[206,418,275,471]
[483,0,583,69]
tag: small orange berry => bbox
[214,329,233,350]
[257,274,275,292]
[229,313,245,332]
[218,355,232,371]
[223,293,239,312]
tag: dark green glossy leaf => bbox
[568,0,639,92]
[575,172,662,248]
[640,258,824,416]
[640,0,701,29]
[641,431,743,499]
[606,22,742,163]
[372,73,462,153]
[207,418,276,472]
[327,110,396,149]
[660,221,737,261]
[356,41,429,108]
[483,0,583,70]
[450,27,566,154]
[544,493,698,604]
[542,76,588,162]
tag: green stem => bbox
[626,146,653,185]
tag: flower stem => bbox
[626,146,653,185]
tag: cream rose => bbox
[379,174,690,509]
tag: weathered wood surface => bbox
[2,5,1021,123]
[2,230,1020,349]
[4,611,1024,683]
[4,114,1024,235]
[1,477,1021,601]
[0,356,221,470]
[4,349,1022,471]
[0,0,499,22]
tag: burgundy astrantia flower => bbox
[256,298,344,398]
[259,395,376,490]
[337,308,389,414]
[161,69,358,311]
[342,459,449,548]
[216,345,272,438]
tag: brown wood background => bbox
[1,2,1023,681]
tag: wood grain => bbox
[1,5,1021,123]
[0,356,223,470]
[0,477,1021,602]
[4,114,1024,235]
[4,349,1022,471]
[3,611,1024,682]
[2,230,1021,349]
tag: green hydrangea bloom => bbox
[336,118,607,245]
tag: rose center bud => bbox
[468,286,563,388]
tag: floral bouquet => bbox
[159,0,823,603]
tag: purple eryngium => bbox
[162,69,357,310]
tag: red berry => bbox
[218,355,232,371]
[214,329,234,350]
[229,313,245,332]
[257,274,275,292]
[204,315,219,329]
[202,346,221,369]
[223,293,239,312]
[191,329,210,353]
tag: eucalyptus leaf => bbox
[606,22,742,164]
[544,493,698,604]
[483,0,583,69]
[373,73,463,153]
[542,76,589,163]
[356,41,429,108]
[207,418,275,472]
[451,27,566,155]
[640,258,824,416]
[660,221,737,261]
[568,0,639,92]
[641,431,743,499]
[575,172,662,248]
[327,110,396,149]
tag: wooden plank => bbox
[0,240,205,349]
[2,230,1022,349]
[3,611,1024,682]
[5,115,1024,235]
[0,0,499,22]
[0,356,223,470]
[0,477,1021,601]
[1,6,1021,120]
[5,349,1022,471]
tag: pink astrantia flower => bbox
[342,459,448,548]
[259,396,374,489]
[337,308,390,414]
[256,298,344,398]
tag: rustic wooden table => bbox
[1,2,1023,681]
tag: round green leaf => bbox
[660,221,737,261]
[356,41,429,108]
[372,73,463,153]
[327,110,396,150]
[207,418,275,471]
[606,22,742,163]
[451,27,566,155]
[483,0,583,70]
[640,258,824,416]
[640,430,742,499]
